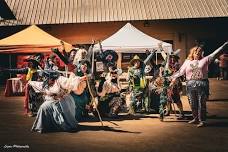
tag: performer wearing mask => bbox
[97,65,125,118]
[71,59,98,121]
[144,50,160,113]
[166,52,185,119]
[44,54,62,71]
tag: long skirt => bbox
[70,91,90,121]
[31,95,78,133]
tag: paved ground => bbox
[0,79,228,152]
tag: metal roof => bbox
[1,0,228,26]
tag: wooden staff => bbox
[85,74,104,126]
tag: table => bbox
[4,77,25,96]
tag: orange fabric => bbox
[0,25,73,53]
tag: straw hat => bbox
[130,55,142,66]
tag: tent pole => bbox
[9,55,12,78]
[156,52,158,65]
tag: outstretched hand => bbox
[60,40,64,45]
[92,97,99,110]
[60,40,65,50]
[223,41,228,50]
[51,48,59,53]
[169,78,176,88]
[80,75,87,81]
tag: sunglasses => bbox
[111,72,117,74]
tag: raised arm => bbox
[51,48,69,65]
[60,40,68,58]
[6,67,28,74]
[170,60,188,81]
[208,42,228,61]
[144,51,156,65]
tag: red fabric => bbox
[67,64,76,72]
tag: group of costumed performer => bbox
[52,42,125,119]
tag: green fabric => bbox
[70,91,90,121]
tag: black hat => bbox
[170,52,180,60]
[41,70,60,89]
[24,56,41,67]
[42,70,60,80]
[100,50,118,65]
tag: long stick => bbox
[85,74,104,126]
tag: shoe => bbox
[148,109,157,114]
[159,113,164,122]
[127,112,135,116]
[177,114,185,120]
[27,112,35,117]
[197,122,205,127]
[188,119,198,124]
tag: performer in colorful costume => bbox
[4,53,44,116]
[144,50,160,113]
[71,59,96,121]
[97,65,125,117]
[127,55,147,114]
[165,52,185,119]
[29,70,85,133]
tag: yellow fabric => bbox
[140,76,147,89]
[26,68,37,81]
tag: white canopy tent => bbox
[94,23,173,53]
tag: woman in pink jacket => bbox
[170,42,228,127]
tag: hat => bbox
[41,70,60,89]
[24,55,41,67]
[170,53,180,60]
[42,70,60,80]
[100,50,118,65]
[130,55,142,66]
